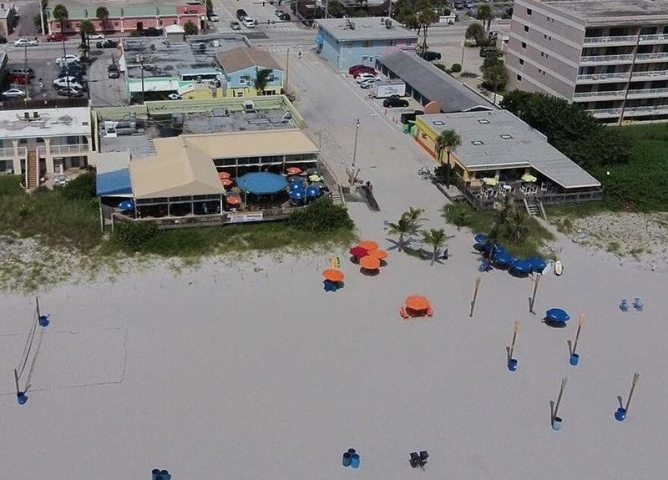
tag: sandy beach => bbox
[1,211,667,479]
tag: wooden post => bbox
[572,314,586,355]
[509,321,520,359]
[469,276,481,317]
[624,373,640,413]
[553,376,568,421]
[14,368,20,395]
[529,273,542,314]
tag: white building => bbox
[0,104,94,190]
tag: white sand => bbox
[1,222,667,479]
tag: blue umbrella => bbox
[528,257,548,272]
[510,259,532,274]
[474,233,488,244]
[290,181,306,190]
[494,251,514,266]
[289,188,306,200]
[117,199,134,210]
[545,308,570,323]
[306,185,321,197]
[288,176,302,183]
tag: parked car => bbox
[356,73,380,83]
[353,68,377,78]
[383,96,409,108]
[208,13,219,22]
[420,50,442,61]
[56,54,80,66]
[230,21,241,31]
[242,17,257,28]
[108,65,120,79]
[58,73,85,84]
[60,64,86,76]
[360,78,378,89]
[14,38,39,47]
[236,9,247,20]
[0,35,6,44]
[9,67,35,78]
[96,39,118,48]
[87,33,105,40]
[168,93,182,100]
[349,65,375,75]
[57,87,85,97]
[7,75,31,85]
[278,12,291,21]
[47,33,68,42]
[2,88,26,98]
[480,47,502,58]
[53,77,84,90]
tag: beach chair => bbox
[479,261,492,272]
[633,297,643,311]
[409,452,420,468]
[400,307,409,319]
[419,451,429,467]
[619,299,629,312]
[383,220,390,230]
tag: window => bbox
[527,8,532,15]
[471,141,484,146]
[522,42,527,49]
[362,41,372,47]
[541,52,544,57]
[500,134,513,139]
[524,25,529,33]
[519,58,524,65]
[517,74,522,81]
[544,34,547,39]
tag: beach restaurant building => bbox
[413,110,602,206]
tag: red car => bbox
[349,65,376,76]
[8,75,31,85]
[47,33,68,42]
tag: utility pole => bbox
[140,54,146,104]
[39,0,46,36]
[23,45,30,100]
[285,48,290,91]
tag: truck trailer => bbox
[373,80,406,99]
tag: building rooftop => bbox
[46,2,203,20]
[316,18,418,42]
[543,0,668,19]
[417,110,601,189]
[0,106,91,139]
[379,50,495,113]
[216,47,282,74]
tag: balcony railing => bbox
[580,54,634,64]
[590,105,668,118]
[632,69,668,80]
[639,34,668,43]
[635,52,668,61]
[583,35,636,44]
[0,147,15,159]
[576,72,629,81]
[573,90,625,99]
[627,87,668,98]
[48,144,90,156]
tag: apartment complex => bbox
[506,0,668,123]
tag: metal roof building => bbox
[377,50,495,113]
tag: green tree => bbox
[402,207,425,229]
[183,20,198,35]
[476,3,494,32]
[416,0,439,55]
[504,207,530,243]
[96,6,109,35]
[465,22,486,46]
[442,203,471,230]
[481,58,508,92]
[354,9,369,17]
[206,0,214,12]
[327,0,344,17]
[254,68,273,95]
[388,216,416,252]
[79,19,95,57]
[52,4,69,35]
[421,228,448,265]
[435,129,461,187]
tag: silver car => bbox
[14,38,39,47]
[2,88,26,98]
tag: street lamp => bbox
[351,118,360,168]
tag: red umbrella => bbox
[226,195,241,205]
[286,167,302,175]
[349,246,368,258]
[218,171,231,179]
[221,178,234,186]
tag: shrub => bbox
[114,221,158,252]
[61,172,96,200]
[183,21,198,36]
[288,198,354,232]
[434,63,446,72]
[433,164,456,183]
[450,63,462,73]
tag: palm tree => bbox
[421,228,448,265]
[465,22,486,46]
[52,4,69,36]
[402,207,425,229]
[254,68,273,95]
[79,19,95,58]
[504,207,530,243]
[96,6,109,36]
[388,216,416,252]
[416,0,438,55]
[434,129,461,187]
[476,4,494,33]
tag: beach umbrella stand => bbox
[615,372,640,422]
[569,314,585,366]
[507,321,520,371]
[13,368,27,405]
[551,376,568,431]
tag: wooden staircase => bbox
[25,150,39,191]
[523,198,540,216]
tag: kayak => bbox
[555,260,563,276]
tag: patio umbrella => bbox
[510,259,532,274]
[306,185,321,197]
[310,182,326,189]
[349,246,368,258]
[474,233,488,244]
[405,295,430,311]
[546,308,570,323]
[309,174,324,182]
[221,178,234,187]
[366,248,388,259]
[117,199,134,210]
[359,255,381,270]
[522,173,538,183]
[527,257,548,272]
[288,176,302,183]
[306,167,320,175]
[289,188,306,200]
[226,195,241,205]
[290,180,306,190]
[218,171,231,179]
[286,167,302,175]
[494,250,514,266]
[322,269,345,282]
[358,240,379,251]
[482,177,498,186]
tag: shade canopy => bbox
[236,172,289,195]
[286,167,302,175]
[117,199,134,210]
[474,233,488,244]
[405,295,430,311]
[482,177,498,186]
[358,240,379,251]
[226,195,241,205]
[546,308,570,322]
[366,249,388,259]
[306,185,321,197]
[494,251,514,265]
[510,259,532,273]
[290,180,306,190]
[323,269,345,282]
[349,246,368,258]
[522,173,538,183]
[218,171,231,179]
[221,178,234,186]
[528,257,548,272]
[289,188,305,200]
[359,255,381,270]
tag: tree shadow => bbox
[567,340,573,356]
[550,400,555,424]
